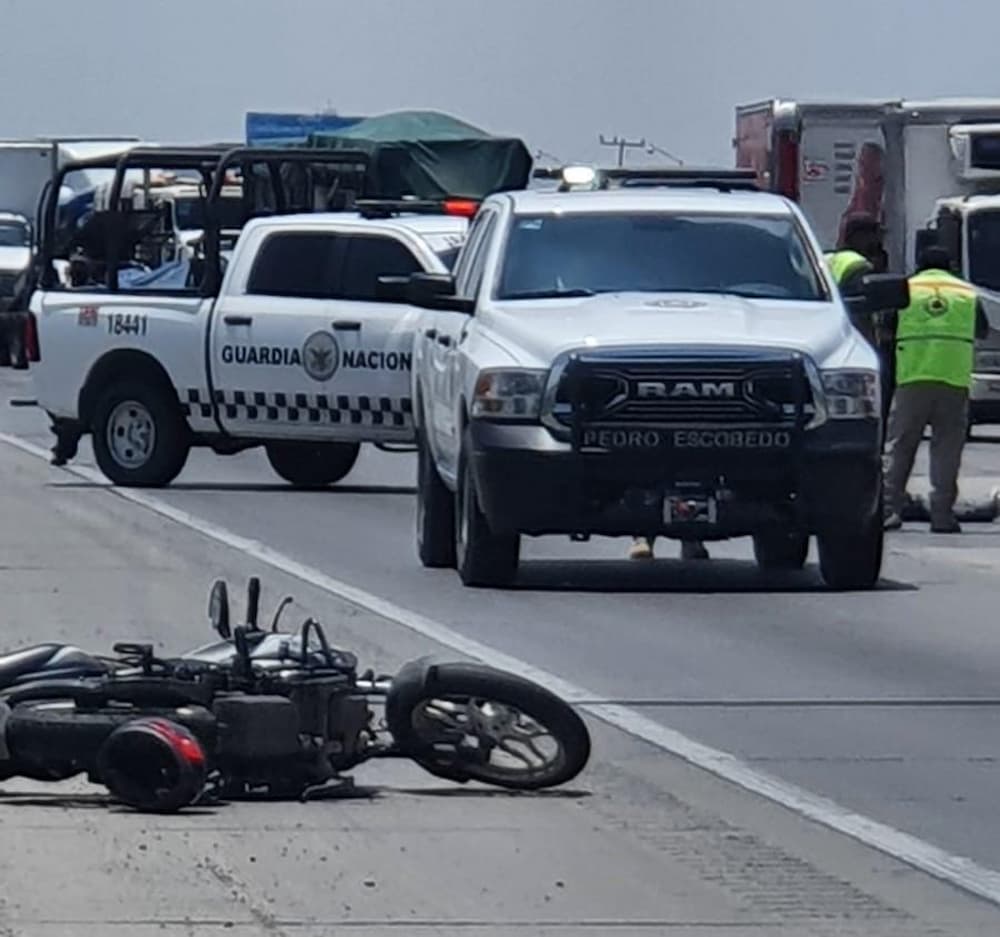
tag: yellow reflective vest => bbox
[895,269,978,389]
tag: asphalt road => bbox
[4,368,1000,934]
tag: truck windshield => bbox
[967,210,1000,293]
[0,221,29,247]
[174,196,244,232]
[497,212,825,301]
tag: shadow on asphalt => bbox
[0,786,586,812]
[511,559,916,594]
[48,481,416,496]
[0,790,217,814]
[387,786,591,799]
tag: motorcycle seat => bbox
[0,643,108,690]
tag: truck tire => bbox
[455,430,519,587]
[817,512,883,591]
[265,441,360,487]
[752,530,809,571]
[416,428,456,568]
[92,379,190,487]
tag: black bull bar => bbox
[557,347,817,519]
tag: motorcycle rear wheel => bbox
[385,660,591,790]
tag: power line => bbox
[646,142,685,166]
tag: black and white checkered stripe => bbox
[183,389,413,428]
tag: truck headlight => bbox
[821,369,880,419]
[471,369,547,420]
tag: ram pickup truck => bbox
[29,208,467,486]
[401,174,910,590]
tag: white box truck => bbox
[735,98,1000,426]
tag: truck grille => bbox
[0,273,17,297]
[548,347,815,429]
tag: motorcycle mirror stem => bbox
[208,580,231,640]
[233,626,253,679]
[246,577,261,631]
[270,596,295,633]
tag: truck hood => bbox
[483,292,858,369]
[0,246,30,273]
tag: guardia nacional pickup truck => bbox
[390,167,911,591]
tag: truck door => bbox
[428,209,498,476]
[797,115,887,252]
[209,227,425,441]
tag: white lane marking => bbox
[6,428,1000,906]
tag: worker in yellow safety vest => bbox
[825,214,895,419]
[883,245,989,533]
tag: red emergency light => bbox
[23,312,40,363]
[442,199,479,218]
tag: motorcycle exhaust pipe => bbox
[96,717,207,813]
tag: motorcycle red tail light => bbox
[97,717,207,812]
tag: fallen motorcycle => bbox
[0,578,590,812]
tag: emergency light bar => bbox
[355,198,480,219]
[531,165,759,192]
[599,167,759,191]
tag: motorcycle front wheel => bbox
[385,660,591,790]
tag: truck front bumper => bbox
[970,372,1000,424]
[467,421,881,539]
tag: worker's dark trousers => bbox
[879,351,895,425]
[883,382,968,525]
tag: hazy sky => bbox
[2,0,1000,166]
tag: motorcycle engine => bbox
[213,695,301,760]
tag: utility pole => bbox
[599,134,646,167]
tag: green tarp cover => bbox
[303,110,532,200]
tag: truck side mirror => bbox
[406,273,473,314]
[862,273,910,311]
[375,275,410,303]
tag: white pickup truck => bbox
[29,208,467,486]
[400,170,911,591]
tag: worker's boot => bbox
[930,517,962,534]
[49,421,81,467]
[680,540,710,561]
[628,538,654,560]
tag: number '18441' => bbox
[107,313,148,336]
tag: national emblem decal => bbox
[302,331,340,382]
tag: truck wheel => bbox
[455,431,519,587]
[416,429,456,568]
[265,441,360,487]
[752,530,809,571]
[92,379,190,487]
[817,513,883,591]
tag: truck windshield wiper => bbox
[501,288,596,300]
